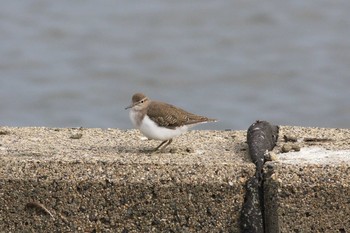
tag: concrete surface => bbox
[0,127,254,232]
[265,126,350,233]
[1,126,350,232]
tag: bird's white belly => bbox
[139,115,188,141]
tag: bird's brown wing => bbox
[147,101,214,129]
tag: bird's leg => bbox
[155,139,173,152]
[155,140,168,151]
[160,139,173,152]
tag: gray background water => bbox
[1,1,349,130]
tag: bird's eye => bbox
[140,100,144,103]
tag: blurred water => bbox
[1,0,350,130]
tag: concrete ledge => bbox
[0,127,254,232]
[265,126,350,233]
[1,126,350,232]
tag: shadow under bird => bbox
[125,93,217,152]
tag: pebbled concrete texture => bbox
[0,127,254,232]
[1,126,350,232]
[265,126,350,233]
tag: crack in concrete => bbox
[241,121,279,233]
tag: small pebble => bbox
[284,135,298,142]
[281,144,293,153]
[292,144,301,151]
[70,133,83,139]
[281,143,301,153]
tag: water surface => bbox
[1,1,349,130]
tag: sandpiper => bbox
[125,93,216,152]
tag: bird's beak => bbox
[125,103,133,110]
